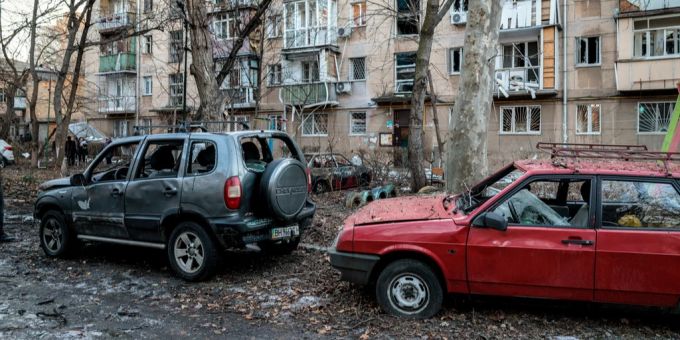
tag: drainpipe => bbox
[562,0,568,143]
[135,4,141,128]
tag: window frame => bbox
[576,36,601,67]
[132,138,187,181]
[185,140,218,177]
[301,60,320,83]
[633,16,680,59]
[448,47,463,74]
[142,76,153,96]
[349,57,366,81]
[395,51,416,93]
[267,15,282,38]
[396,0,420,36]
[351,0,367,27]
[169,73,184,107]
[499,105,542,135]
[142,35,153,55]
[349,111,367,135]
[301,112,329,136]
[214,13,236,40]
[637,101,675,135]
[169,30,183,63]
[575,103,601,135]
[268,63,283,86]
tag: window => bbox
[302,60,319,82]
[500,105,541,134]
[352,1,367,26]
[449,47,463,74]
[268,114,285,131]
[350,112,367,134]
[395,52,416,92]
[143,76,153,96]
[139,118,152,134]
[135,140,185,179]
[230,115,249,131]
[576,36,600,65]
[268,64,282,85]
[350,57,366,80]
[283,0,333,48]
[576,104,601,134]
[302,112,328,136]
[169,73,184,107]
[143,0,153,12]
[502,41,539,68]
[169,30,183,63]
[0,89,5,103]
[113,120,129,138]
[267,15,281,38]
[492,179,591,227]
[214,13,236,39]
[142,35,153,54]
[397,0,419,35]
[638,102,675,133]
[633,16,680,58]
[90,142,139,181]
[601,180,680,229]
[187,141,217,175]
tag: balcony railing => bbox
[13,97,26,109]
[98,96,136,113]
[223,87,256,107]
[283,27,337,49]
[209,0,257,12]
[99,53,136,73]
[97,12,135,31]
[279,82,337,106]
[494,67,541,95]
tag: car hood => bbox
[347,194,451,226]
[38,177,71,191]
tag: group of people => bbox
[65,136,89,166]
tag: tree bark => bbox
[28,0,41,168]
[445,0,502,194]
[407,0,454,192]
[426,69,444,166]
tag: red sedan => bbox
[330,144,680,318]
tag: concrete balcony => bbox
[223,87,256,108]
[99,53,136,73]
[98,96,136,114]
[13,97,26,109]
[493,67,557,98]
[96,12,135,32]
[616,57,680,92]
[279,82,338,107]
[283,27,338,50]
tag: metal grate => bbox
[302,112,328,136]
[638,102,674,133]
[536,142,679,164]
[350,57,366,80]
[501,105,540,133]
[350,112,366,134]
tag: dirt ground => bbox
[1,165,680,339]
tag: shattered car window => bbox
[481,169,525,199]
[601,180,680,229]
[90,142,139,182]
[493,189,570,226]
[187,141,216,175]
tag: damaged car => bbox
[306,153,371,193]
[330,143,680,318]
[35,131,315,281]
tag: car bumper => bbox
[329,247,380,285]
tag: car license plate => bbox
[271,225,299,240]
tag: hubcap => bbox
[42,219,63,252]
[388,273,430,314]
[174,231,204,274]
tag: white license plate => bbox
[271,225,299,240]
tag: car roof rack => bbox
[132,120,250,134]
[535,142,680,176]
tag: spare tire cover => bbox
[259,158,308,221]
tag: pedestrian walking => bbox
[65,136,76,166]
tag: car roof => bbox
[515,159,680,179]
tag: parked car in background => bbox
[306,153,371,194]
[330,143,680,318]
[0,139,15,167]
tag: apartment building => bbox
[81,0,679,166]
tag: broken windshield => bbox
[456,165,525,213]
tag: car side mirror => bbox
[70,173,85,186]
[472,212,508,232]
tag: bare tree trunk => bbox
[426,69,444,165]
[0,86,17,139]
[407,0,454,192]
[28,0,41,168]
[445,0,502,193]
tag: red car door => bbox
[467,177,596,301]
[595,178,680,307]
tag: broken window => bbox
[187,141,217,175]
[601,180,680,229]
[350,57,366,80]
[268,64,282,85]
[169,30,183,63]
[302,112,328,135]
[501,41,539,68]
[352,1,367,26]
[500,105,541,134]
[135,140,185,179]
[449,47,463,74]
[492,188,571,227]
[633,16,680,57]
[169,73,184,107]
[350,111,367,134]
[267,15,282,38]
[638,102,674,133]
[143,35,153,54]
[91,141,140,182]
[577,36,600,65]
[395,52,416,92]
[576,104,601,134]
[396,0,419,35]
[302,60,320,82]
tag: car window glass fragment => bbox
[601,180,680,229]
[90,142,140,182]
[135,140,185,179]
[187,141,216,175]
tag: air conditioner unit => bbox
[451,12,467,25]
[336,82,352,94]
[337,27,352,38]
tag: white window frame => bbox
[448,47,463,74]
[142,35,153,54]
[395,52,416,93]
[230,115,249,131]
[637,101,676,134]
[267,15,282,38]
[0,89,5,103]
[214,13,235,40]
[349,111,367,135]
[301,60,320,83]
[142,76,153,96]
[302,112,328,136]
[396,0,420,36]
[169,30,183,63]
[576,104,601,135]
[169,73,184,107]
[351,1,367,27]
[576,36,601,67]
[499,105,542,135]
[633,16,680,59]
[268,64,282,86]
[349,57,366,81]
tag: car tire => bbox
[167,221,219,282]
[313,180,330,194]
[39,210,76,257]
[376,259,443,319]
[259,158,308,221]
[0,158,6,168]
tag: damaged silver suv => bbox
[34,131,315,281]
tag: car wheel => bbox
[0,158,6,168]
[167,221,219,281]
[313,181,330,194]
[376,259,443,319]
[39,210,75,257]
[258,236,300,255]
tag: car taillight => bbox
[306,168,312,193]
[4,146,11,151]
[224,176,241,210]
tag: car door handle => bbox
[561,239,594,246]
[163,187,178,196]
[110,189,122,197]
